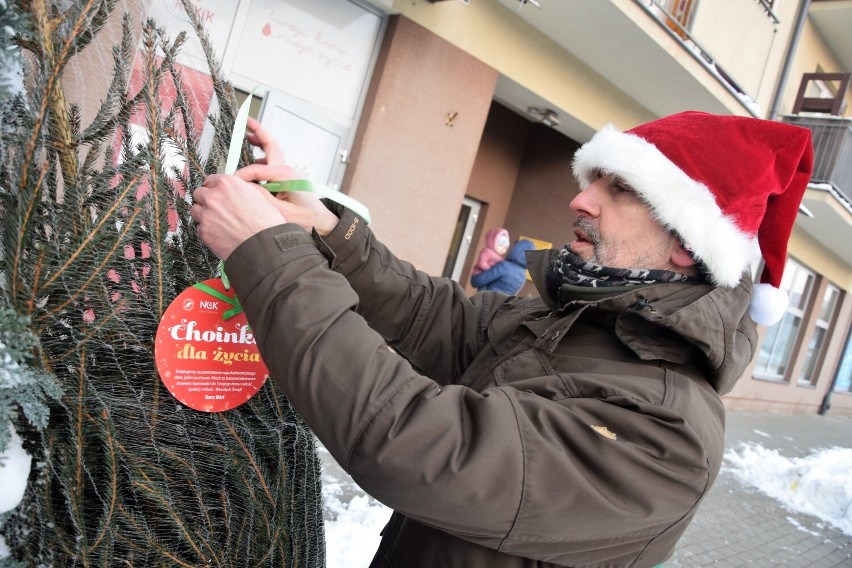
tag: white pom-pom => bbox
[749,284,789,326]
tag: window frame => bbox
[753,258,816,383]
[797,282,842,387]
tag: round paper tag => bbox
[155,279,268,412]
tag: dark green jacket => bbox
[226,206,758,567]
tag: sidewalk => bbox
[319,410,852,567]
[666,411,852,567]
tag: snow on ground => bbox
[724,443,852,537]
[319,443,391,567]
[322,478,391,567]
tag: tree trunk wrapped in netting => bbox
[0,0,325,565]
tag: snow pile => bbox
[724,443,852,536]
[322,478,391,567]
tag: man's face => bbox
[568,169,681,271]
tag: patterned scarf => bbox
[545,245,701,300]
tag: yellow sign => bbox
[519,235,552,281]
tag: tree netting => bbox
[0,0,325,565]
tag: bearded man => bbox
[191,111,812,567]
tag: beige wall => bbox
[724,288,852,415]
[388,0,656,135]
[610,0,753,117]
[690,0,798,110]
[343,16,499,274]
[788,225,852,290]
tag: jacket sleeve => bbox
[470,260,505,289]
[225,221,526,548]
[308,206,510,383]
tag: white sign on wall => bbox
[235,0,382,119]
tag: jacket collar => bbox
[527,249,559,308]
[525,249,757,395]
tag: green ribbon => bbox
[216,87,258,291]
[263,180,371,224]
[212,88,372,300]
[193,281,243,320]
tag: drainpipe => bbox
[769,0,811,120]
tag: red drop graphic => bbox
[262,22,271,36]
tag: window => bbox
[798,284,840,385]
[833,330,852,393]
[442,197,481,282]
[754,259,814,381]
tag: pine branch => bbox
[31,0,80,187]
[80,14,135,145]
[65,0,118,57]
[1,1,324,565]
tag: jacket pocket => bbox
[539,352,668,406]
[492,349,574,399]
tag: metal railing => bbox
[781,115,852,205]
[635,0,759,115]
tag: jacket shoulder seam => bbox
[344,374,422,472]
[495,387,529,553]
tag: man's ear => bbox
[670,241,697,268]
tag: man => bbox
[192,111,812,567]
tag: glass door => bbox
[442,197,481,283]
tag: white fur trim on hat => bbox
[573,125,760,288]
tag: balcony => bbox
[782,115,852,204]
[780,114,852,265]
[489,0,777,130]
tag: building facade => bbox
[67,0,852,414]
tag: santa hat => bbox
[572,111,813,326]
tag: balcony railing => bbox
[781,115,852,205]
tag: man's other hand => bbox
[191,174,287,261]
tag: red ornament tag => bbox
[155,279,268,412]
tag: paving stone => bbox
[665,411,852,567]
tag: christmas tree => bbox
[0,0,324,565]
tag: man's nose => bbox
[569,180,604,217]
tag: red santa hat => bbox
[572,111,813,326]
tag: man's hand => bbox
[191,174,287,261]
[235,164,340,237]
[241,118,340,237]
[191,119,341,259]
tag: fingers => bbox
[190,173,289,260]
[246,117,285,166]
[235,163,299,184]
